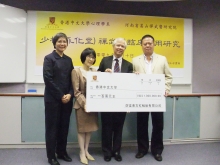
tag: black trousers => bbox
[45,101,73,159]
[101,112,126,157]
[137,112,164,155]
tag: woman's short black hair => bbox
[52,32,68,49]
[80,48,96,64]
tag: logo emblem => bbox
[49,17,55,24]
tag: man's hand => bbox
[164,91,169,97]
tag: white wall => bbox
[0,4,26,83]
[0,96,21,144]
[200,97,220,139]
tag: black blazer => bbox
[43,50,74,102]
[98,55,133,73]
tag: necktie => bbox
[114,59,120,72]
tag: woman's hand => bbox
[84,104,89,113]
[62,94,71,103]
[105,68,112,73]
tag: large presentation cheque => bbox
[86,72,166,112]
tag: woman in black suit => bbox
[43,32,74,165]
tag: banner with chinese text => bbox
[36,11,184,75]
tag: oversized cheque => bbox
[86,72,166,112]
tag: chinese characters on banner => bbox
[36,12,184,75]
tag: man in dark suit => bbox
[98,38,133,162]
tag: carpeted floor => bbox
[0,142,220,165]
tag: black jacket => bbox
[98,55,133,73]
[43,50,74,102]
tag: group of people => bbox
[43,32,172,165]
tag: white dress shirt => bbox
[144,54,153,74]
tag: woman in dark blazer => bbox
[43,32,74,165]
